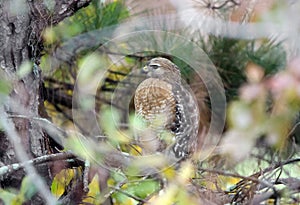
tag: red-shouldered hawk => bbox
[134,57,199,160]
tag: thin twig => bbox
[0,152,77,176]
[0,107,57,205]
[83,160,90,193]
[8,114,66,136]
[196,167,274,189]
[258,157,300,176]
[108,185,147,203]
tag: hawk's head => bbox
[142,57,181,83]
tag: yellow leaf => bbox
[51,169,76,197]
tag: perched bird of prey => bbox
[134,57,199,160]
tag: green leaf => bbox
[19,176,37,200]
[0,80,11,96]
[17,61,32,78]
[228,101,253,129]
[126,180,160,199]
[0,189,17,205]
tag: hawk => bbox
[134,57,200,160]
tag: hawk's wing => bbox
[169,81,200,159]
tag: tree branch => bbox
[0,152,78,177]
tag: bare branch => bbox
[196,167,274,189]
[0,152,77,177]
[83,160,90,193]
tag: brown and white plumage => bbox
[134,57,199,159]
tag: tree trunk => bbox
[0,0,50,190]
[0,0,91,203]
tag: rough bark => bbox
[0,0,91,203]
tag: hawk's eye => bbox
[150,64,160,69]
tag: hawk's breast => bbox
[134,78,177,129]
